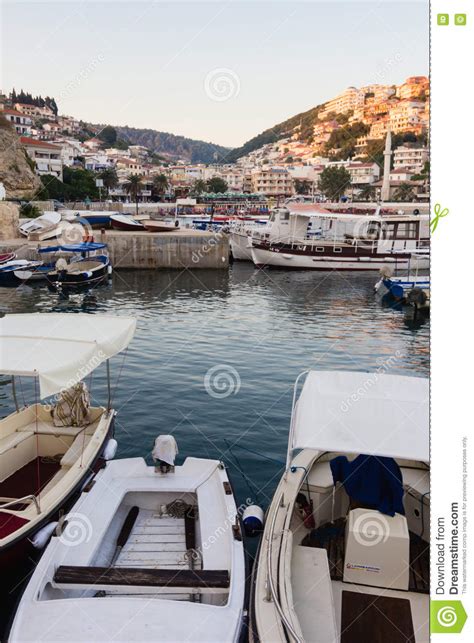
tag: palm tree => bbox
[393,182,416,202]
[99,168,118,196]
[125,174,143,215]
[358,185,376,202]
[152,173,169,201]
[191,179,207,196]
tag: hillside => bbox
[113,126,231,164]
[0,115,41,199]
[225,104,323,163]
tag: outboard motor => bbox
[152,435,178,474]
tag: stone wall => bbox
[0,202,20,240]
[102,230,229,269]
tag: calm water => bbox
[0,264,429,509]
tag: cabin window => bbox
[282,212,290,221]
[316,247,324,252]
[334,247,342,253]
[395,222,418,239]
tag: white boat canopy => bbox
[289,370,429,464]
[0,313,136,399]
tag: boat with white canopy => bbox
[250,206,430,271]
[0,314,136,603]
[9,438,247,642]
[251,370,429,643]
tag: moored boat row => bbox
[1,313,429,641]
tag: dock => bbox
[0,229,229,270]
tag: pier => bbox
[0,229,229,270]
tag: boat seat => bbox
[401,467,430,499]
[37,469,68,497]
[60,434,93,468]
[17,418,100,437]
[53,566,230,592]
[0,431,34,456]
[306,461,334,492]
[292,546,338,642]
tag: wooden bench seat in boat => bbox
[60,433,93,467]
[53,566,230,593]
[16,416,102,438]
[0,430,34,456]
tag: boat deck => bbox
[106,508,201,602]
[292,517,429,642]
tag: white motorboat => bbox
[251,370,429,643]
[229,219,269,261]
[19,211,61,241]
[0,314,136,599]
[9,440,247,642]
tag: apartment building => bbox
[250,167,294,196]
[14,102,55,121]
[2,108,32,135]
[393,145,429,173]
[397,76,429,101]
[20,136,63,179]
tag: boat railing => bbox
[0,494,41,514]
[265,492,303,643]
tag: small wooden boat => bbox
[0,252,16,265]
[9,439,247,642]
[19,211,61,241]
[251,370,429,643]
[39,242,112,293]
[0,314,136,624]
[110,214,145,231]
[144,219,180,233]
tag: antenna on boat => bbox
[106,359,112,411]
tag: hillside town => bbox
[0,75,429,204]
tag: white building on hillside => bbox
[20,136,63,179]
[393,145,428,174]
[2,108,32,135]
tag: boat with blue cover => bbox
[38,242,112,293]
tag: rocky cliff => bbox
[0,118,42,199]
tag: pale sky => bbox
[1,1,428,147]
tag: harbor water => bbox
[0,264,429,510]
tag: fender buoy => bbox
[242,505,264,536]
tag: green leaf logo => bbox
[431,600,467,634]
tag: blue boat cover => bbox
[330,454,405,516]
[38,242,107,253]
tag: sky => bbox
[1,1,429,148]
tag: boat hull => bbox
[47,256,111,292]
[110,215,145,231]
[251,244,429,271]
[230,232,253,261]
[0,421,114,638]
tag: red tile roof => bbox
[3,108,28,117]
[20,136,60,150]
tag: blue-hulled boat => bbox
[0,260,44,287]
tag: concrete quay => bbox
[0,229,229,270]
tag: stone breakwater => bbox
[0,229,229,270]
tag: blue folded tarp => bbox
[330,454,404,517]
